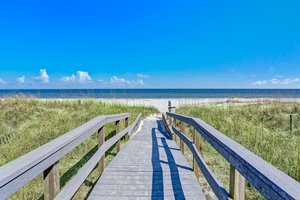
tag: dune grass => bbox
[176,102,300,199]
[0,98,158,199]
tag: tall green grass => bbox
[176,102,300,199]
[0,98,158,199]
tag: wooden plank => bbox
[193,128,200,179]
[230,165,245,200]
[54,114,142,200]
[128,113,142,136]
[173,118,177,143]
[166,112,300,199]
[98,126,105,176]
[0,113,131,199]
[105,113,131,124]
[161,113,172,139]
[54,137,108,200]
[44,161,60,200]
[115,120,120,152]
[179,122,185,154]
[124,117,129,140]
[88,119,206,200]
[171,125,229,200]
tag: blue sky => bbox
[0,0,299,89]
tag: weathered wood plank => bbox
[173,118,177,143]
[98,126,105,176]
[115,120,120,152]
[54,114,141,200]
[179,122,185,154]
[161,113,172,139]
[88,119,205,200]
[125,117,129,140]
[167,112,300,199]
[230,165,245,200]
[128,113,142,136]
[193,128,200,179]
[43,161,60,200]
[171,125,229,200]
[105,113,131,124]
[0,113,130,199]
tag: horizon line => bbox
[0,88,300,90]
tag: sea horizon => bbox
[1,88,300,99]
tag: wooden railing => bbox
[162,112,300,200]
[0,113,142,200]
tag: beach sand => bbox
[97,98,300,112]
[4,97,299,112]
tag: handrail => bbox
[165,112,300,200]
[128,113,142,136]
[162,113,229,199]
[0,113,134,199]
[161,113,172,138]
[171,125,229,199]
[54,113,142,200]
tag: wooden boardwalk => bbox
[88,118,205,200]
[2,112,299,199]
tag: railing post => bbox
[290,114,293,134]
[193,128,200,179]
[124,117,129,140]
[180,122,185,154]
[230,165,245,200]
[98,126,105,176]
[115,120,120,152]
[44,161,60,200]
[173,118,177,143]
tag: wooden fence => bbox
[162,112,300,200]
[0,113,142,200]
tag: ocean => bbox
[0,89,300,99]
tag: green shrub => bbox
[0,98,158,199]
[177,102,300,199]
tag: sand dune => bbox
[97,98,300,112]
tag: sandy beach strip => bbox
[83,98,300,112]
[2,97,300,112]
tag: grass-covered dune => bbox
[176,103,300,199]
[0,98,158,199]
[1,99,299,199]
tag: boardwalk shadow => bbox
[151,120,186,200]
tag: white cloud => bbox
[136,79,144,85]
[270,78,279,84]
[97,79,106,83]
[61,74,76,82]
[76,71,92,82]
[253,77,300,86]
[110,76,144,86]
[137,73,149,78]
[17,75,25,83]
[252,80,267,86]
[110,76,128,84]
[34,69,49,83]
[270,77,299,85]
[281,78,299,85]
[0,78,6,84]
[61,71,92,83]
